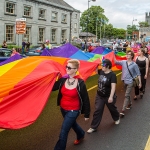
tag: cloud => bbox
[64,0,150,29]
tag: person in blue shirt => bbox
[114,50,141,117]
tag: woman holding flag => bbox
[52,59,90,150]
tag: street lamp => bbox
[132,18,137,40]
[86,0,96,51]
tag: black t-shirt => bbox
[97,70,117,97]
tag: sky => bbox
[64,0,150,29]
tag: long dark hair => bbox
[41,43,45,49]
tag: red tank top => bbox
[60,84,80,110]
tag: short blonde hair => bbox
[67,59,80,69]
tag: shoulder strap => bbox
[126,61,134,79]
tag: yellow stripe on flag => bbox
[0,60,21,76]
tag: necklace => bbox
[67,78,75,86]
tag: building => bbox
[0,0,80,46]
[79,32,96,41]
[145,12,150,25]
[139,27,150,42]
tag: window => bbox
[23,27,31,42]
[75,14,77,19]
[6,2,15,14]
[6,25,14,42]
[74,23,77,32]
[39,9,45,19]
[24,6,31,17]
[51,12,57,21]
[62,14,67,23]
[61,30,66,42]
[39,28,45,42]
[51,29,56,42]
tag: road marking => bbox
[145,136,150,150]
[87,72,122,92]
[0,129,5,132]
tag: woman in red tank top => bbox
[53,59,90,150]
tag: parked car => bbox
[25,46,42,56]
[0,48,26,62]
[0,48,12,62]
[102,43,113,49]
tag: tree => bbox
[126,24,139,40]
[80,6,126,40]
[139,21,149,27]
[80,6,108,38]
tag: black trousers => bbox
[134,75,146,95]
[91,94,119,129]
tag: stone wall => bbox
[0,0,80,46]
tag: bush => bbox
[7,45,21,49]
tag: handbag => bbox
[126,62,139,87]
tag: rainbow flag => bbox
[0,56,98,129]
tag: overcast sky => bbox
[64,0,150,29]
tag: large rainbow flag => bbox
[41,43,112,62]
[0,56,99,129]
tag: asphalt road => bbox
[0,73,150,150]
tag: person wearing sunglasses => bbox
[52,59,90,150]
[87,59,120,134]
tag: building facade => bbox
[0,0,80,46]
[139,27,150,42]
[145,12,150,25]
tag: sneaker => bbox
[115,118,120,125]
[126,104,132,110]
[74,137,84,145]
[120,111,125,118]
[87,128,96,133]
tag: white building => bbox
[0,0,80,46]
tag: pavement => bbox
[0,73,150,150]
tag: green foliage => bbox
[80,6,108,37]
[7,45,21,49]
[80,6,126,39]
[139,21,149,27]
[126,24,139,39]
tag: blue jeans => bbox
[54,108,85,150]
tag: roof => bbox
[79,32,96,37]
[140,27,150,32]
[48,0,73,9]
[31,0,80,12]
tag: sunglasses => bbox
[66,65,76,70]
[101,63,107,67]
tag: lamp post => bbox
[132,18,137,40]
[86,0,96,51]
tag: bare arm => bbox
[108,83,116,103]
[145,58,149,79]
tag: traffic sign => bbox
[15,18,26,34]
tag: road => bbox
[0,73,150,150]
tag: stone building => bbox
[145,12,150,25]
[0,0,80,46]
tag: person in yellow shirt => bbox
[45,40,52,49]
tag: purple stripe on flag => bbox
[0,54,22,66]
